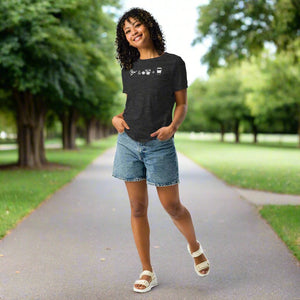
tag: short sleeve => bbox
[121,68,128,94]
[172,58,188,91]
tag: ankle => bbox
[189,241,200,253]
[142,265,153,272]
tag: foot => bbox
[134,273,152,291]
[133,270,158,293]
[188,241,210,276]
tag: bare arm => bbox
[150,89,187,140]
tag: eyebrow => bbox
[124,20,138,30]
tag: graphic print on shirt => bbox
[129,67,163,77]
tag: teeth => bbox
[134,35,142,41]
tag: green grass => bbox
[0,136,116,239]
[175,133,300,260]
[260,206,300,260]
[175,134,300,195]
[1,133,300,261]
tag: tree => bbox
[0,0,120,166]
[248,53,300,146]
[201,66,249,142]
[194,0,300,72]
[47,0,120,149]
[180,78,208,132]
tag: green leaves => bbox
[0,0,121,117]
[194,0,299,72]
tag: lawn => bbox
[0,136,117,239]
[175,133,300,195]
[175,133,300,260]
[260,205,300,260]
[1,133,299,260]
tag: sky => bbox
[120,0,210,84]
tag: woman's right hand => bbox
[112,115,130,133]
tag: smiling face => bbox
[123,17,153,49]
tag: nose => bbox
[132,27,138,36]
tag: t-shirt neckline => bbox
[138,52,167,62]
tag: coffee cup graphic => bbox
[156,67,162,75]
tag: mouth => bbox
[133,34,142,42]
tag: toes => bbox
[135,284,144,290]
[135,284,143,290]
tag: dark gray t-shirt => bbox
[122,52,188,142]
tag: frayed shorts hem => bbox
[112,174,146,183]
[112,175,179,187]
[147,180,180,187]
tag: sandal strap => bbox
[134,279,150,288]
[140,270,155,278]
[195,260,210,272]
[191,244,204,258]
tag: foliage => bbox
[241,52,300,135]
[185,52,299,138]
[194,0,300,72]
[0,110,16,135]
[0,0,121,164]
[181,79,208,132]
[0,0,121,121]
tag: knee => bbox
[130,199,148,218]
[164,202,185,219]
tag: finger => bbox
[150,130,159,137]
[122,120,130,129]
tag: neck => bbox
[138,47,160,60]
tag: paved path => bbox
[0,148,299,300]
[235,187,300,206]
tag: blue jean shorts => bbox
[112,132,179,187]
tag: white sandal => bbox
[133,270,158,293]
[187,241,210,277]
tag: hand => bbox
[112,115,130,133]
[150,125,175,141]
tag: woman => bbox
[112,8,210,293]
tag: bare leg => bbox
[156,184,209,275]
[125,180,153,290]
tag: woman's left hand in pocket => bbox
[150,125,175,141]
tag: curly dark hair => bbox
[115,8,165,70]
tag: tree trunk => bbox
[60,108,78,150]
[234,119,240,143]
[250,118,258,144]
[85,117,97,145]
[253,129,258,144]
[95,121,105,139]
[14,90,47,168]
[95,120,101,139]
[103,124,110,137]
[220,122,225,142]
[298,106,300,148]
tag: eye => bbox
[135,23,141,28]
[125,30,130,35]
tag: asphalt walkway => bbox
[235,187,300,206]
[0,148,299,300]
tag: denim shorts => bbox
[112,132,179,187]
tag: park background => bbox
[0,0,299,262]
